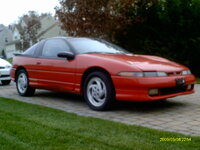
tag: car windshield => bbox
[67,38,130,54]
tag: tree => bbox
[119,0,200,76]
[19,11,41,50]
[56,0,146,41]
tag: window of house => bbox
[5,37,8,43]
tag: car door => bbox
[36,38,76,92]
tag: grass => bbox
[6,58,13,63]
[0,97,199,150]
[196,78,200,84]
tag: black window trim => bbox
[34,40,45,57]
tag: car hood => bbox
[90,54,187,72]
[0,58,11,67]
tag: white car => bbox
[0,58,12,85]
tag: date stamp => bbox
[160,137,192,142]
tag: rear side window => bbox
[23,43,39,56]
[42,39,71,58]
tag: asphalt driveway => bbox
[0,83,199,136]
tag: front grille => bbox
[0,67,5,69]
[160,86,187,95]
[0,75,10,78]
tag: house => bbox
[5,14,67,58]
[12,25,21,41]
[37,15,67,41]
[5,40,21,58]
[0,24,13,58]
[3,25,22,58]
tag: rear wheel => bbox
[1,80,11,85]
[16,69,35,96]
[83,71,115,111]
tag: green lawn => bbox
[197,78,200,84]
[0,97,199,150]
[6,58,13,63]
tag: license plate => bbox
[175,78,186,86]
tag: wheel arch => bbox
[80,67,115,94]
[15,66,27,82]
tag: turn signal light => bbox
[149,89,159,96]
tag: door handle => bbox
[36,62,41,65]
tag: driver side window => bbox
[42,39,71,58]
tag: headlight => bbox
[118,71,167,77]
[5,65,11,69]
[181,70,191,75]
[144,72,167,77]
[143,72,157,77]
[157,72,168,77]
[118,72,143,77]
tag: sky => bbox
[0,0,60,26]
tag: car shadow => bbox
[34,90,82,102]
[0,83,11,86]
[33,90,186,113]
[113,100,186,113]
[0,81,14,86]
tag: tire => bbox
[16,69,35,96]
[83,71,115,111]
[1,80,11,85]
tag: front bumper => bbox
[0,68,11,81]
[112,74,196,101]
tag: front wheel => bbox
[16,69,35,96]
[83,72,115,111]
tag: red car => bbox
[11,37,196,110]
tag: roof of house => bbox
[5,40,21,46]
[37,22,59,38]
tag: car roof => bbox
[49,36,74,40]
[44,36,95,41]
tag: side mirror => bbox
[57,52,75,60]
